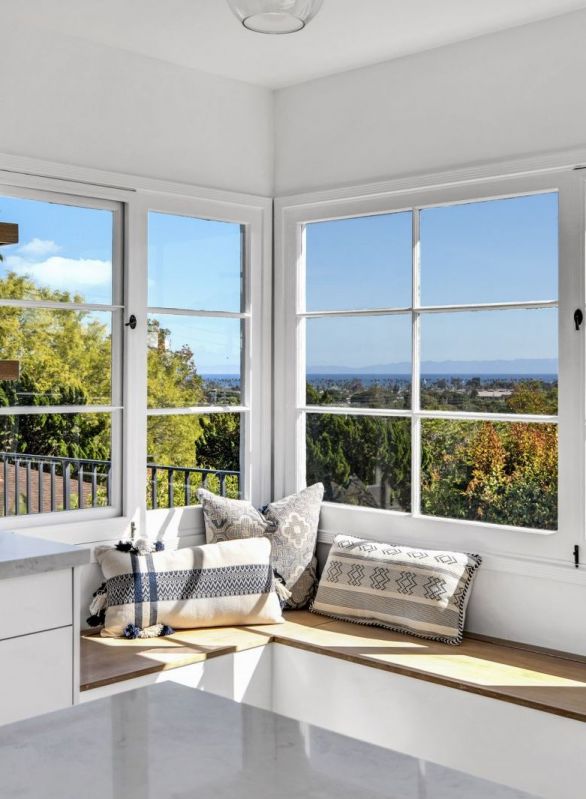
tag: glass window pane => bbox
[421,419,557,530]
[305,212,412,311]
[420,193,558,306]
[306,414,411,511]
[0,194,113,304]
[148,213,242,312]
[420,308,557,413]
[0,308,113,406]
[147,413,240,509]
[0,412,112,516]
[306,315,411,409]
[147,314,241,409]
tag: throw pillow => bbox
[197,483,324,609]
[93,537,284,638]
[312,534,481,645]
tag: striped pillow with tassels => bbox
[91,537,285,638]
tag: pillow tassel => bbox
[273,570,292,606]
[115,538,165,555]
[123,623,174,640]
[86,583,108,628]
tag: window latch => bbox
[574,309,583,331]
[125,314,137,330]
[574,545,580,569]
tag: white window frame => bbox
[0,162,272,545]
[0,182,124,529]
[274,169,585,566]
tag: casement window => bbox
[275,172,584,552]
[0,188,123,520]
[146,211,245,509]
[0,175,271,542]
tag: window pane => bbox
[0,308,113,406]
[306,315,411,409]
[306,414,411,511]
[421,419,557,530]
[305,212,412,311]
[0,412,112,516]
[0,194,113,304]
[420,308,557,413]
[147,413,240,509]
[147,314,241,409]
[420,193,558,306]
[148,213,242,312]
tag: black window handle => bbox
[574,309,583,331]
[125,315,137,330]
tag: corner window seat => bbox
[81,610,586,723]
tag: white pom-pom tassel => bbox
[89,591,108,617]
[134,537,156,555]
[274,579,292,604]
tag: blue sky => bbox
[0,197,243,372]
[0,191,559,377]
[148,212,242,312]
[306,192,558,373]
[0,194,113,304]
[148,314,241,378]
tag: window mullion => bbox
[556,174,585,545]
[411,208,421,516]
[296,224,308,494]
[122,196,149,533]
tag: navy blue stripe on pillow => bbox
[146,553,158,627]
[130,553,143,629]
[107,563,274,607]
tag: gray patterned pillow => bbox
[197,483,324,609]
[312,534,481,645]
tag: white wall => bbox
[0,20,273,196]
[274,9,586,195]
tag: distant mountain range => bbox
[307,358,557,375]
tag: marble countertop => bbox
[0,531,89,579]
[0,683,538,799]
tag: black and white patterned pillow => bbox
[312,534,481,645]
[198,483,324,609]
[94,537,283,638]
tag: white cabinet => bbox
[0,532,89,726]
[0,570,72,641]
[0,627,73,726]
[0,570,73,726]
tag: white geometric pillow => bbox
[95,537,284,638]
[198,483,324,609]
[312,534,481,645]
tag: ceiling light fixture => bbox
[226,0,323,35]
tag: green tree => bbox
[0,273,111,459]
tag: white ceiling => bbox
[6,0,586,88]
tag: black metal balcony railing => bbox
[0,452,238,516]
[147,462,239,509]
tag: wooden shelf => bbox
[81,610,586,722]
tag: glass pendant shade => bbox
[226,0,324,34]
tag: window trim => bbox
[274,170,585,564]
[0,167,272,544]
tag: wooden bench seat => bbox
[81,611,586,722]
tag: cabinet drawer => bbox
[0,626,73,726]
[0,569,71,641]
